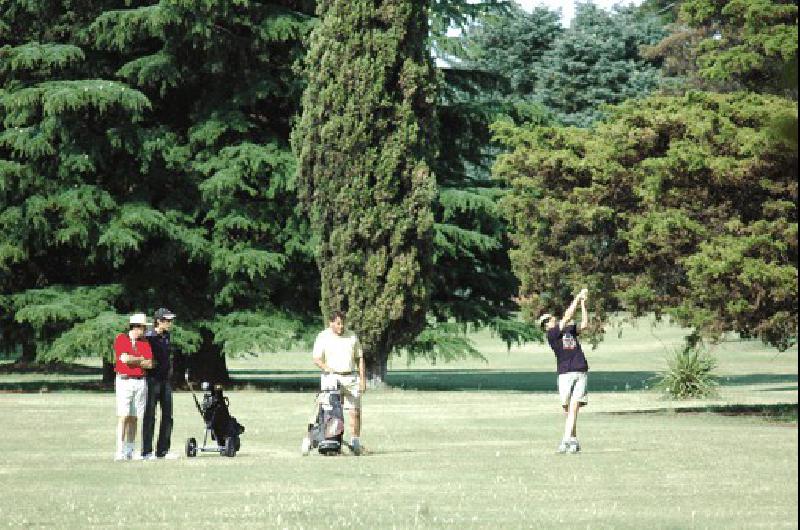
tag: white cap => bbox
[129,313,152,326]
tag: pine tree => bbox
[1,1,318,381]
[293,0,438,381]
[534,3,667,127]
[1,2,162,366]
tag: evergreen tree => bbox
[495,91,798,350]
[461,3,563,95]
[1,1,317,381]
[293,0,438,381]
[534,2,667,127]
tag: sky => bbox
[516,0,643,26]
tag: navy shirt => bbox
[145,329,172,381]
[547,323,589,374]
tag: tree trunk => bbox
[102,359,115,384]
[366,349,389,387]
[183,329,230,386]
[18,340,36,365]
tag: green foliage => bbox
[0,0,318,370]
[12,285,122,328]
[0,43,84,77]
[654,345,719,399]
[534,3,667,127]
[10,285,123,360]
[42,311,127,362]
[646,0,798,95]
[403,322,485,365]
[204,310,311,357]
[461,3,563,94]
[293,0,438,378]
[681,0,797,91]
[497,91,798,351]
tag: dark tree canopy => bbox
[1,1,318,381]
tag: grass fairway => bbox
[0,320,797,528]
[0,392,796,528]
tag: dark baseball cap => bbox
[154,308,176,321]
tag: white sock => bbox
[125,442,135,456]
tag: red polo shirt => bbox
[114,332,153,377]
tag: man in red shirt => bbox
[114,313,154,461]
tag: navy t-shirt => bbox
[145,329,171,381]
[547,323,589,374]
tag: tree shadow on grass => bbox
[716,374,798,386]
[384,370,660,392]
[0,370,796,394]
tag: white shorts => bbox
[558,372,588,407]
[320,374,361,411]
[115,376,147,417]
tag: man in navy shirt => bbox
[538,288,589,454]
[142,307,177,460]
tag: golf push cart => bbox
[184,370,245,458]
[301,374,355,456]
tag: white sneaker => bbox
[300,436,311,456]
[131,453,144,461]
[350,438,362,456]
[114,452,128,461]
[143,453,158,461]
[557,441,570,454]
[159,453,179,460]
[568,439,581,454]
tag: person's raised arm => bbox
[579,293,589,332]
[560,288,588,330]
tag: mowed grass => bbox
[0,391,796,528]
[0,317,797,528]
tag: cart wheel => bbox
[186,437,197,458]
[224,436,236,457]
[234,436,241,452]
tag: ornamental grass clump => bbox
[655,345,718,399]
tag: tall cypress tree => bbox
[293,0,437,381]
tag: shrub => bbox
[655,345,718,399]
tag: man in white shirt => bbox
[312,310,367,455]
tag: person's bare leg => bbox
[350,409,361,438]
[564,401,579,441]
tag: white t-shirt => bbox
[312,328,363,374]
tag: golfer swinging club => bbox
[538,288,590,454]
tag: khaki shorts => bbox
[320,374,361,410]
[115,376,147,417]
[558,371,588,407]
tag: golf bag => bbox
[302,378,345,456]
[185,373,245,457]
[202,384,245,447]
